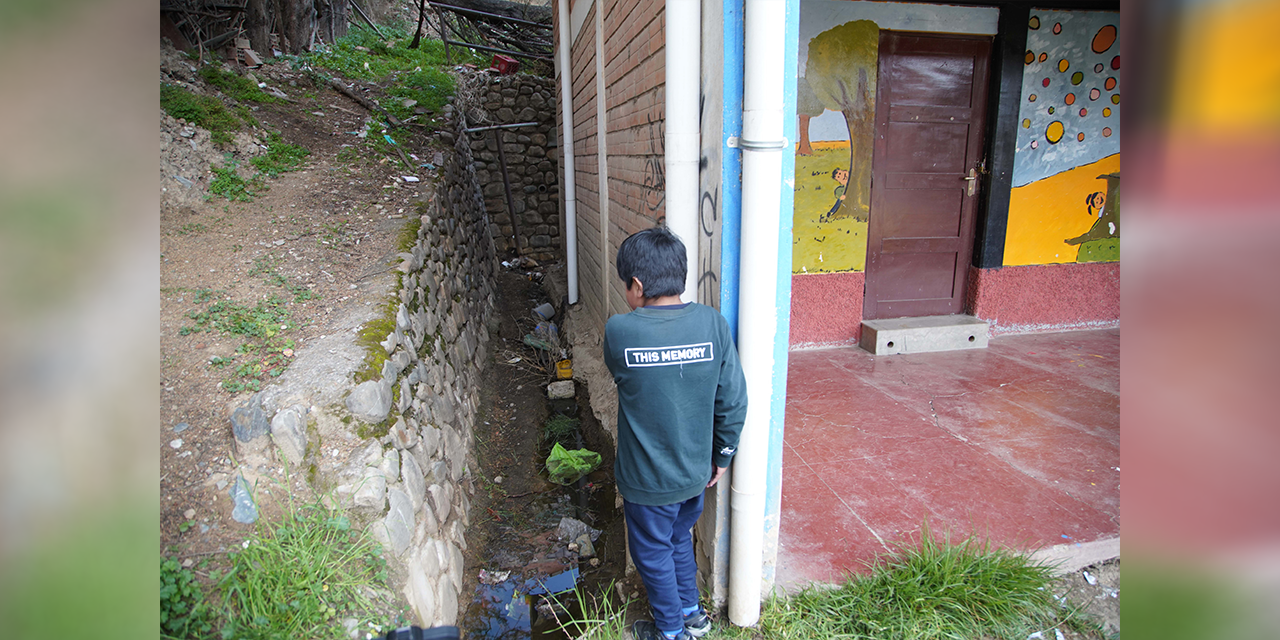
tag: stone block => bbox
[385,487,415,556]
[389,416,419,450]
[428,483,453,522]
[859,315,989,356]
[354,467,387,509]
[269,404,308,466]
[347,379,392,423]
[230,392,269,442]
[380,448,400,481]
[547,381,575,399]
[401,449,426,511]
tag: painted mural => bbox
[793,1,998,274]
[1005,10,1120,266]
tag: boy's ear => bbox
[629,277,644,296]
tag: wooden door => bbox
[863,33,991,320]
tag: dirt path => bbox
[160,50,445,557]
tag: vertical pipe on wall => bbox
[729,0,786,627]
[666,0,702,302]
[719,0,745,340]
[556,0,579,304]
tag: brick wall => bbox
[559,0,667,325]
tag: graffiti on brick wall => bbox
[697,92,719,307]
[643,115,666,213]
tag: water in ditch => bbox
[460,271,630,639]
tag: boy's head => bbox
[832,167,849,184]
[616,226,687,304]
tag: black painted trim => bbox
[972,4,1030,269]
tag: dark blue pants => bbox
[623,493,704,635]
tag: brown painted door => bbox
[863,32,991,320]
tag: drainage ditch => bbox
[460,268,628,639]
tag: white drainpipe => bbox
[729,0,786,627]
[557,0,579,304]
[665,0,701,302]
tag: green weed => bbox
[198,65,283,104]
[550,582,632,640]
[160,557,215,640]
[176,222,208,235]
[218,498,403,640]
[181,295,289,338]
[251,132,312,177]
[318,220,350,247]
[161,83,243,146]
[335,146,364,165]
[209,163,263,202]
[744,525,1069,640]
[216,339,295,393]
[306,27,455,83]
[542,414,580,449]
[384,68,454,121]
[250,255,320,302]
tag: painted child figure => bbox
[602,227,749,640]
[821,167,851,222]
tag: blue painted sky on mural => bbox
[1012,10,1121,187]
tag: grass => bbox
[384,67,455,121]
[218,500,398,640]
[180,294,301,393]
[161,83,245,146]
[551,582,634,640]
[304,23,479,142]
[161,495,405,639]
[198,65,285,104]
[208,133,310,202]
[306,25,460,84]
[558,527,1110,640]
[251,131,311,177]
[250,255,321,302]
[542,414,580,449]
[209,163,263,202]
[742,527,1069,640]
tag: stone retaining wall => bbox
[369,114,499,627]
[232,98,502,631]
[443,70,560,263]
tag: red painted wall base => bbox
[789,272,865,348]
[967,262,1119,336]
[787,262,1120,349]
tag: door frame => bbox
[862,30,993,320]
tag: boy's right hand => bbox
[707,466,728,488]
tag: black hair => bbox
[616,226,687,298]
[831,168,841,179]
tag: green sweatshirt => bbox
[603,303,748,505]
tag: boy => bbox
[602,227,748,640]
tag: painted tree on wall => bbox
[805,19,878,221]
[796,77,824,156]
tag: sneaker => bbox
[683,608,712,637]
[632,620,692,640]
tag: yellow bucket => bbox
[555,359,573,380]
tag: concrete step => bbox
[860,315,989,355]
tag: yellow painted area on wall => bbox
[1171,0,1280,133]
[1004,153,1120,266]
[793,144,868,273]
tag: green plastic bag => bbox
[545,442,601,485]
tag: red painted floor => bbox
[777,329,1120,589]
